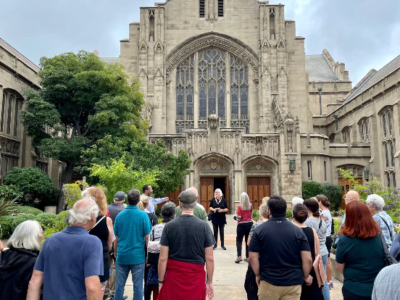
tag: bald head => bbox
[69,197,99,225]
[187,187,199,199]
[345,190,360,205]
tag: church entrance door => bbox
[247,177,271,210]
[200,177,229,211]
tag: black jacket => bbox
[0,246,39,300]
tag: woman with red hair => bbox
[335,201,385,300]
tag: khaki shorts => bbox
[258,280,301,300]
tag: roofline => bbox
[0,38,40,73]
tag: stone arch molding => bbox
[194,152,234,171]
[165,31,259,81]
[242,155,279,172]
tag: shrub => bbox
[252,209,259,222]
[322,183,342,211]
[286,209,293,220]
[62,180,90,209]
[10,213,36,232]
[35,213,57,228]
[4,167,59,208]
[43,210,70,241]
[10,206,43,215]
[302,181,324,200]
[0,215,14,239]
[0,185,22,202]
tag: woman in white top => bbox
[317,194,334,290]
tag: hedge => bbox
[0,212,57,239]
[10,206,43,215]
[302,181,342,211]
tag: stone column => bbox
[249,69,258,133]
[166,69,177,133]
[194,52,199,128]
[225,52,231,127]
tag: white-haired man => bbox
[27,198,103,300]
[175,187,207,221]
[366,194,395,249]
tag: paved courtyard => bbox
[124,215,344,300]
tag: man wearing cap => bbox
[157,190,215,300]
[108,191,127,224]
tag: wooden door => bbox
[339,178,362,209]
[200,177,214,211]
[225,177,229,210]
[247,177,271,210]
[167,186,181,207]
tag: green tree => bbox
[321,183,342,211]
[22,51,146,211]
[89,156,159,203]
[4,167,58,208]
[83,139,191,197]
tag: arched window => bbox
[358,118,369,142]
[175,48,249,133]
[1,90,22,137]
[379,107,395,187]
[342,126,351,143]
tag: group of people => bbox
[1,184,400,300]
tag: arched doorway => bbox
[194,153,234,211]
[242,156,279,209]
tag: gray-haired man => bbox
[27,198,103,300]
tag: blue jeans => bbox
[115,263,145,300]
[322,254,331,300]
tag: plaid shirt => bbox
[374,211,396,249]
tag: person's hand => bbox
[165,197,169,201]
[304,275,313,286]
[159,283,163,291]
[206,282,214,300]
[255,275,260,287]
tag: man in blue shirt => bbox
[142,184,169,213]
[114,189,152,300]
[27,198,104,300]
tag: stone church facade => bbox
[1,0,399,211]
[109,0,400,211]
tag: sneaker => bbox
[221,246,226,250]
[328,281,334,290]
[213,244,217,250]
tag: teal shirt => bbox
[336,235,385,297]
[114,205,152,265]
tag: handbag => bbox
[379,233,398,266]
[312,227,326,289]
[207,211,214,221]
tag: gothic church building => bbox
[102,0,400,211]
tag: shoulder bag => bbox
[312,228,326,289]
[88,216,106,233]
[378,215,394,240]
[379,233,397,266]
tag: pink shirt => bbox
[237,205,253,223]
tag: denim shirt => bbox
[373,211,395,249]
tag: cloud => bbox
[1,0,399,84]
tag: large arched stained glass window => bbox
[198,48,226,121]
[175,48,248,133]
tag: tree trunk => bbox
[57,162,75,213]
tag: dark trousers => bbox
[236,222,253,257]
[213,223,225,247]
[342,287,371,300]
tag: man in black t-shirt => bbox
[158,190,215,300]
[249,195,312,300]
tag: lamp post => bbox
[364,168,370,182]
[318,87,323,115]
[289,158,296,175]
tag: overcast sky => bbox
[1,0,399,84]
